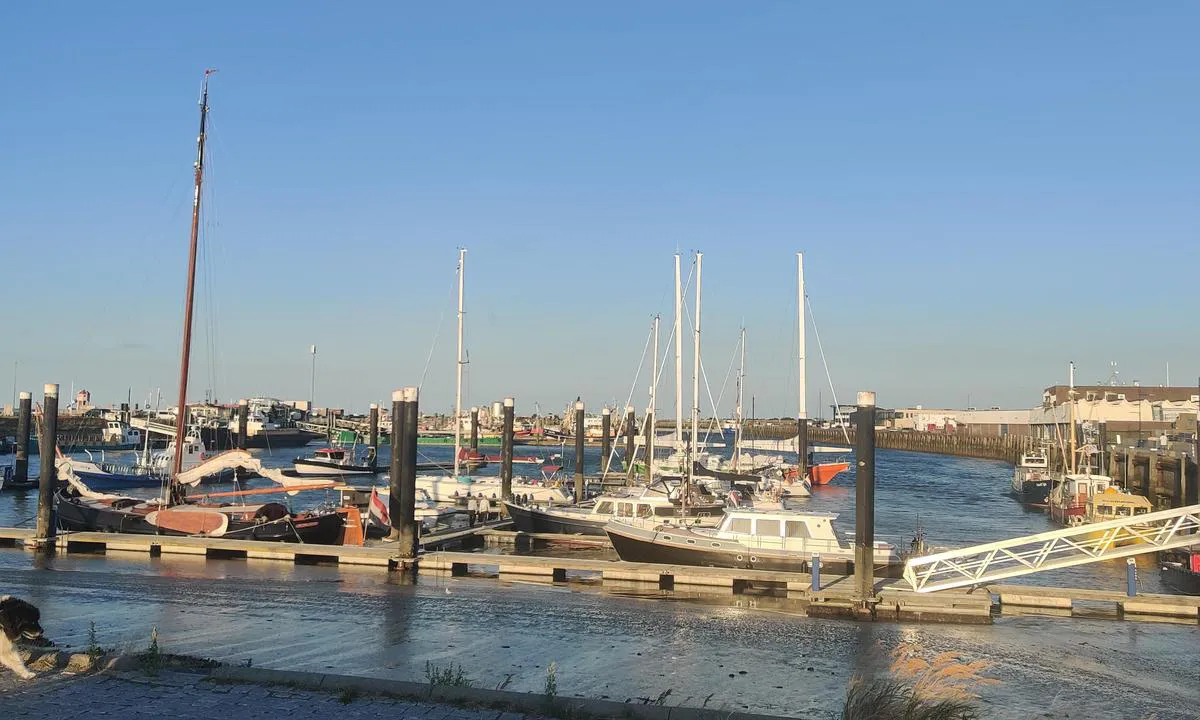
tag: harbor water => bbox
[1,446,1197,717]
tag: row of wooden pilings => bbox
[15,383,894,605]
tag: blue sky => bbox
[2,2,1197,417]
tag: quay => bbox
[2,526,1195,624]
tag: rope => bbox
[806,295,851,446]
[599,320,655,480]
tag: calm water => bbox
[2,445,1197,717]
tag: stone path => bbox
[0,670,531,720]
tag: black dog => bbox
[0,596,45,679]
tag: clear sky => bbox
[2,2,1197,417]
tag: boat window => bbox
[1134,507,1149,515]
[785,521,809,538]
[617,502,633,517]
[595,501,613,514]
[637,504,653,518]
[654,506,676,517]
[728,518,752,534]
[756,519,781,537]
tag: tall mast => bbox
[1067,361,1077,475]
[673,254,683,450]
[172,69,215,478]
[648,314,659,474]
[797,252,807,422]
[734,326,745,469]
[689,252,703,505]
[453,248,467,479]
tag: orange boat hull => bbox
[810,461,850,485]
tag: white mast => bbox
[797,252,807,423]
[674,253,683,450]
[453,248,467,479]
[648,314,659,473]
[734,326,745,469]
[1067,361,1077,475]
[690,252,703,489]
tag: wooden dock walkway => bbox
[1,526,1195,624]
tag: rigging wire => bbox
[806,295,851,446]
[600,319,655,479]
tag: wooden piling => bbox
[624,406,636,480]
[501,397,514,500]
[14,391,30,486]
[237,399,248,451]
[389,390,403,539]
[398,387,419,559]
[854,391,876,602]
[601,407,612,474]
[574,400,585,503]
[470,407,479,454]
[643,408,654,483]
[797,417,808,480]
[36,384,59,543]
[367,403,379,467]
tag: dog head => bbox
[0,596,44,644]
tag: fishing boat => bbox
[502,478,725,536]
[54,72,346,543]
[293,447,379,477]
[605,507,902,575]
[1047,473,1116,525]
[1011,451,1055,505]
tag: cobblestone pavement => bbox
[0,670,531,720]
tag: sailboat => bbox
[55,71,345,543]
[791,252,849,487]
[408,249,571,505]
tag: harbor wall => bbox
[0,416,106,443]
[746,421,1197,509]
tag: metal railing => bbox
[904,504,1200,592]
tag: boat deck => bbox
[0,526,1195,624]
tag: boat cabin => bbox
[1087,488,1152,522]
[708,508,897,561]
[315,448,348,463]
[102,421,142,445]
[1018,452,1049,470]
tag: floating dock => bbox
[2,526,1195,624]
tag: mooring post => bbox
[811,553,821,592]
[501,397,514,501]
[601,407,612,474]
[398,386,420,559]
[470,406,479,455]
[643,407,655,483]
[1125,557,1137,597]
[797,415,809,481]
[854,391,877,602]
[624,405,636,479]
[237,399,248,451]
[36,383,59,544]
[389,390,404,540]
[368,403,379,467]
[574,400,586,503]
[14,391,31,486]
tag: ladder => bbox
[904,504,1200,592]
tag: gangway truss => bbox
[904,504,1200,592]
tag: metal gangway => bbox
[904,504,1200,592]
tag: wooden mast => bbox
[172,69,215,478]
